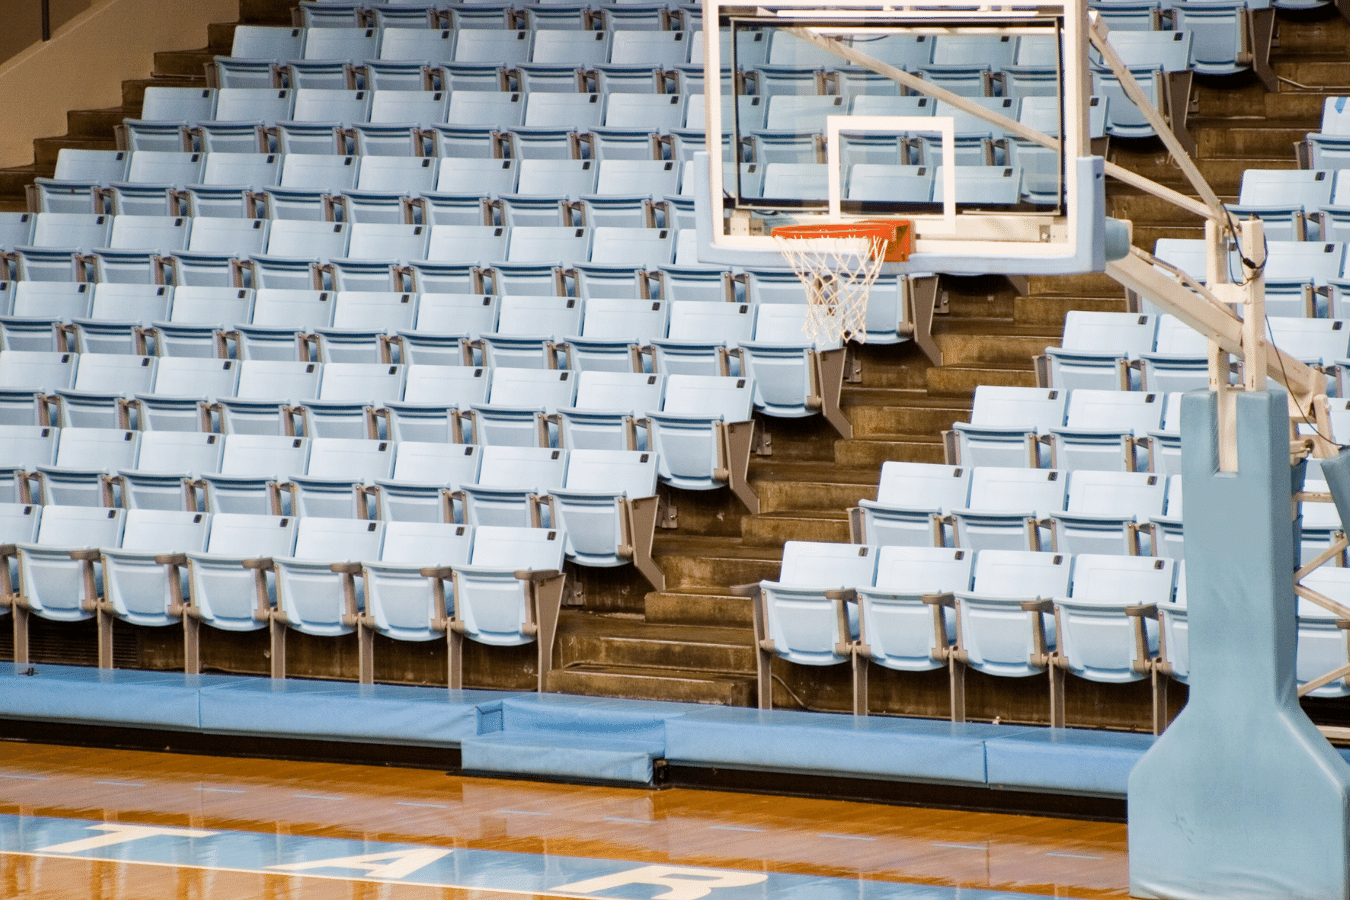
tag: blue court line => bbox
[0,813,1082,900]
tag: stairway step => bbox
[0,166,43,202]
[241,0,299,24]
[1194,84,1326,120]
[1275,59,1350,87]
[644,590,754,627]
[67,108,124,140]
[154,48,215,79]
[1013,294,1129,327]
[833,437,945,466]
[927,363,1037,396]
[547,665,755,706]
[742,511,850,545]
[33,136,115,167]
[652,537,782,589]
[207,22,240,52]
[932,330,1055,367]
[847,402,970,436]
[556,613,753,673]
[1194,122,1309,158]
[752,478,876,513]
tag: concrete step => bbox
[933,328,1056,367]
[1273,17,1350,56]
[33,136,115,167]
[833,436,945,466]
[556,613,754,673]
[927,362,1037,396]
[742,510,850,545]
[1275,59,1350,87]
[66,108,124,140]
[241,0,300,24]
[1014,294,1129,327]
[154,48,215,79]
[1027,271,1124,296]
[1194,122,1310,158]
[1133,221,1205,249]
[547,665,755,706]
[652,536,782,589]
[644,590,755,627]
[847,401,970,437]
[0,166,43,202]
[1193,82,1327,119]
[752,476,877,513]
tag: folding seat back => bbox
[654,301,755,376]
[220,434,310,479]
[1055,553,1173,682]
[52,427,141,472]
[17,506,125,622]
[473,368,578,445]
[646,374,755,495]
[345,222,430,262]
[0,425,60,471]
[425,225,508,265]
[53,149,129,184]
[872,461,971,511]
[462,447,565,526]
[354,156,437,193]
[402,364,489,406]
[955,549,1071,677]
[368,89,449,127]
[70,353,157,399]
[12,282,95,321]
[319,362,406,403]
[559,371,664,450]
[363,521,473,642]
[1264,241,1343,286]
[250,288,335,330]
[492,294,583,339]
[1053,389,1165,471]
[31,212,113,252]
[274,517,384,638]
[129,430,224,484]
[187,218,270,257]
[303,436,394,484]
[453,30,531,65]
[389,441,481,486]
[952,386,1066,468]
[0,351,78,392]
[329,290,417,335]
[955,466,1065,551]
[302,27,378,64]
[232,25,305,60]
[188,512,298,631]
[141,86,217,123]
[235,359,321,402]
[1266,317,1349,366]
[267,222,350,260]
[434,159,517,197]
[101,509,211,628]
[855,545,973,673]
[379,28,455,62]
[846,164,933,203]
[279,155,360,191]
[125,151,205,188]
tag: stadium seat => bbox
[953,466,1067,551]
[645,373,758,511]
[1049,470,1167,556]
[749,540,879,711]
[1040,312,1157,391]
[1049,389,1165,471]
[447,524,567,691]
[949,386,1068,469]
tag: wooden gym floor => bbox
[0,740,1128,899]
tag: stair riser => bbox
[926,365,1037,396]
[32,137,114,168]
[741,515,850,545]
[655,487,745,538]
[1195,87,1325,120]
[644,593,755,627]
[1013,294,1128,327]
[154,49,214,79]
[1195,126,1307,159]
[833,439,944,466]
[546,670,753,706]
[933,333,1049,366]
[240,0,299,24]
[848,404,970,436]
[655,555,781,589]
[558,633,755,673]
[751,479,875,513]
[67,109,123,140]
[1276,60,1350,87]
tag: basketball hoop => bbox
[771,220,913,345]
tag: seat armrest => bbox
[241,556,275,570]
[728,582,761,597]
[515,568,561,582]
[419,565,454,578]
[1125,603,1158,619]
[330,561,362,575]
[69,548,101,561]
[154,553,188,566]
[1020,598,1054,613]
[921,591,956,607]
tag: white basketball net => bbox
[773,234,887,345]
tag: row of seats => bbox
[1039,312,1350,391]
[749,538,1350,730]
[1154,237,1350,290]
[1219,168,1350,243]
[292,1,695,32]
[849,461,1183,557]
[0,509,571,689]
[0,366,761,508]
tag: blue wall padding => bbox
[498,694,707,742]
[1128,390,1350,900]
[985,728,1154,795]
[664,707,1022,783]
[0,662,213,730]
[198,678,496,745]
[462,732,659,784]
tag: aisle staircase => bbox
[5,0,1350,732]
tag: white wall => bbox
[0,0,236,167]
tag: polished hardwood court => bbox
[0,740,1128,899]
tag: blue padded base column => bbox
[1127,390,1350,899]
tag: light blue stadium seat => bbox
[425,225,508,265]
[1295,566,1350,698]
[953,465,1066,551]
[557,370,664,451]
[751,540,878,710]
[480,295,583,370]
[610,30,692,67]
[544,448,660,585]
[1049,388,1165,471]
[1173,2,1275,89]
[447,524,567,691]
[359,521,473,679]
[371,442,480,522]
[851,461,970,548]
[0,350,78,393]
[116,431,225,509]
[1042,311,1156,391]
[469,367,578,447]
[97,509,211,665]
[954,548,1069,685]
[378,27,454,62]
[571,263,646,300]
[951,386,1067,469]
[1049,470,1167,556]
[645,373,758,510]
[1051,553,1173,728]
[211,56,280,89]
[529,29,610,66]
[560,297,666,373]
[0,502,40,589]
[737,303,847,429]
[188,218,270,256]
[232,25,306,61]
[651,300,754,376]
[854,546,974,717]
[9,506,126,661]
[846,164,933,203]
[1140,313,1209,393]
